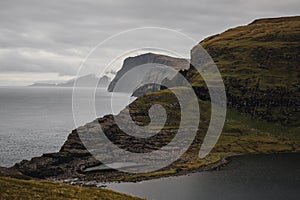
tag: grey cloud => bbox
[0,48,80,75]
[0,0,299,84]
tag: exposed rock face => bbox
[14,102,183,179]
[107,53,189,96]
[15,129,99,178]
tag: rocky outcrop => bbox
[14,129,99,178]
[14,103,183,180]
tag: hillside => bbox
[12,16,300,183]
[188,16,300,125]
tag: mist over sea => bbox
[0,87,132,167]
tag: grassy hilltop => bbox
[189,16,300,125]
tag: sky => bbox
[0,0,299,86]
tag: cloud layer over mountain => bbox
[0,0,299,85]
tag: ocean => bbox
[0,87,133,167]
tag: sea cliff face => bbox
[14,16,300,181]
[107,53,189,96]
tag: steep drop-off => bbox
[13,16,300,182]
[107,53,189,96]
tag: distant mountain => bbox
[57,74,97,87]
[30,74,111,88]
[29,83,56,87]
[97,75,111,88]
[107,53,190,96]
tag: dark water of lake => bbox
[106,153,300,200]
[0,87,133,167]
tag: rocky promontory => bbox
[11,16,300,183]
[107,53,190,96]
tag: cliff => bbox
[107,53,189,96]
[14,16,300,182]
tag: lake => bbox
[0,87,133,167]
[106,153,300,200]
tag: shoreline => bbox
[1,151,299,200]
[52,151,299,186]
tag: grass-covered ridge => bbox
[188,16,300,125]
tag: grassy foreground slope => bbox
[0,176,143,200]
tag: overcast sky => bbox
[0,0,299,86]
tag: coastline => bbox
[1,151,299,199]
[51,151,299,186]
[0,153,236,185]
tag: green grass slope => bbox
[116,16,300,180]
[189,16,300,125]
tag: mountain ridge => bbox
[29,74,111,88]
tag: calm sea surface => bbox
[0,87,132,167]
